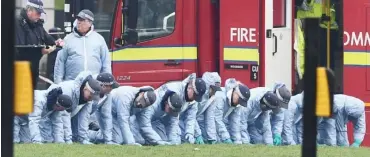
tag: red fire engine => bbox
[63,0,369,146]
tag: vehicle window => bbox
[90,0,118,48]
[134,0,176,42]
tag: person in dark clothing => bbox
[46,27,65,85]
[15,0,63,89]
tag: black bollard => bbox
[302,18,321,157]
[2,0,15,156]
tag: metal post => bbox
[2,0,15,156]
[302,18,321,157]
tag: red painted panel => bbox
[347,121,354,145]
[112,61,196,88]
[343,0,368,52]
[273,0,285,27]
[110,0,198,87]
[343,0,370,102]
[219,0,260,88]
[291,0,295,90]
[260,0,265,87]
[343,66,370,103]
[343,4,370,146]
[197,0,218,74]
[110,0,122,50]
[366,8,370,91]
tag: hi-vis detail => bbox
[230,28,257,42]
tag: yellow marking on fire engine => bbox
[344,51,370,66]
[223,47,259,63]
[110,47,197,61]
[110,48,366,65]
[366,103,370,107]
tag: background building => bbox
[16,0,64,31]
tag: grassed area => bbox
[14,144,370,157]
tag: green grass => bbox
[14,144,370,157]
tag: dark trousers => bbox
[293,72,304,95]
[15,49,43,90]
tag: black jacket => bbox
[15,9,55,61]
[15,9,56,88]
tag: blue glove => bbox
[351,139,362,148]
[222,139,233,144]
[273,134,282,146]
[46,87,63,110]
[195,136,205,144]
